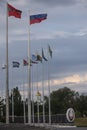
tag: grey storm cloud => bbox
[30,0,78,7]
[0,0,5,5]
[0,0,11,7]
[1,0,87,94]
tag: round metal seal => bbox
[66,108,75,122]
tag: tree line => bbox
[0,86,87,122]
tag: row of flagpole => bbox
[5,2,52,124]
[4,58,52,124]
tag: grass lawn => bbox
[74,117,87,127]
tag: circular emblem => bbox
[66,108,75,122]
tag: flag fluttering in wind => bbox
[30,59,38,64]
[37,54,42,62]
[42,48,48,61]
[2,65,6,69]
[48,45,52,58]
[12,61,20,68]
[5,3,22,124]
[31,54,38,64]
[36,91,41,96]
[8,4,22,18]
[30,13,47,24]
[31,54,37,61]
[23,59,28,66]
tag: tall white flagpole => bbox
[36,64,40,124]
[48,50,51,124]
[12,89,14,122]
[31,66,35,123]
[23,65,26,124]
[27,11,31,124]
[23,87,26,124]
[11,66,14,122]
[6,2,9,124]
[42,62,45,123]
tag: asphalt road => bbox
[0,124,87,130]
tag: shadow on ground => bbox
[0,124,48,130]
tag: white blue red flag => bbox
[30,13,47,24]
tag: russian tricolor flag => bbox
[30,13,47,24]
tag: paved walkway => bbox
[0,124,87,130]
[0,124,46,130]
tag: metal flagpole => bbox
[48,50,51,124]
[31,66,35,123]
[6,2,9,124]
[48,65,51,124]
[36,64,40,124]
[23,100,26,124]
[11,65,14,122]
[27,11,31,124]
[12,89,14,122]
[42,62,45,123]
[23,86,26,124]
[23,65,26,124]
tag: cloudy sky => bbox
[0,0,87,99]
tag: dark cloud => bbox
[45,36,87,80]
[1,0,87,94]
[0,0,5,5]
[0,0,18,6]
[30,0,78,7]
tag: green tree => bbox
[75,95,87,117]
[9,87,23,116]
[0,97,5,122]
[50,87,78,114]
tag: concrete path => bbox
[0,124,87,130]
